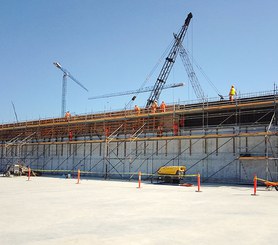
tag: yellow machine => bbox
[157,166,186,183]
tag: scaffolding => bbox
[0,90,277,183]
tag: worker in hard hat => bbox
[65,111,71,121]
[229,85,237,102]
[134,105,141,115]
[160,101,166,112]
[151,100,158,113]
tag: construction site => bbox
[0,89,277,184]
[1,6,278,244]
[1,12,277,185]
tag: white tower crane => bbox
[53,62,89,117]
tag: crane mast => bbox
[145,12,192,108]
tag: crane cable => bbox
[125,36,177,109]
[139,37,176,91]
[185,20,223,99]
[186,31,224,99]
[186,49,224,99]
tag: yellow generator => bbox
[157,166,186,183]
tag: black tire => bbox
[164,176,172,183]
[173,179,180,184]
[275,186,278,191]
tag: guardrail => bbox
[1,90,277,130]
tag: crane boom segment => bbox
[88,83,184,100]
[53,62,88,117]
[145,12,192,108]
[54,63,88,92]
[178,44,205,100]
[67,72,88,92]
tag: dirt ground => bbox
[0,176,277,245]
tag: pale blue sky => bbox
[1,0,277,123]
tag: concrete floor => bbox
[0,176,277,245]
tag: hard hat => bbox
[232,85,234,87]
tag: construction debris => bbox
[3,164,38,177]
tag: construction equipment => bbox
[157,165,186,183]
[177,43,205,101]
[145,12,192,108]
[3,164,38,177]
[53,62,89,117]
[256,177,278,191]
[178,45,224,100]
[176,40,224,101]
[88,83,184,100]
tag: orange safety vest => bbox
[135,106,140,114]
[160,102,166,112]
[151,102,158,112]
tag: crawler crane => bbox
[145,12,192,108]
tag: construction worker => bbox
[134,105,141,115]
[160,101,166,112]
[157,125,163,137]
[69,131,73,141]
[151,100,158,113]
[173,122,179,136]
[229,85,237,102]
[179,116,185,127]
[65,111,71,121]
[105,127,110,137]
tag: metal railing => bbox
[0,89,277,129]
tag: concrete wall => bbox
[1,126,277,184]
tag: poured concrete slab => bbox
[0,176,277,245]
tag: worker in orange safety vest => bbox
[151,100,158,113]
[105,127,110,137]
[69,131,73,141]
[160,101,166,112]
[173,122,179,136]
[134,105,141,115]
[65,111,71,121]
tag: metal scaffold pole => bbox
[104,125,123,179]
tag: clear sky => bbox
[1,0,277,123]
